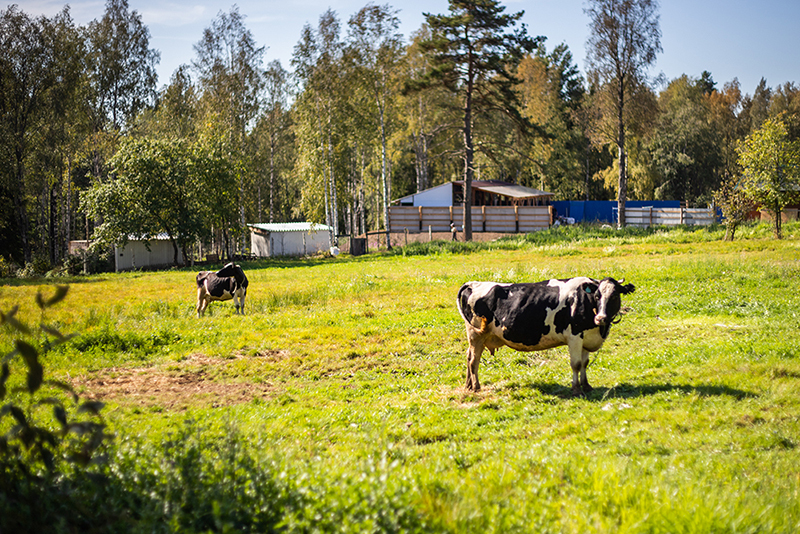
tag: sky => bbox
[7,0,800,95]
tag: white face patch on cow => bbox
[547,277,594,303]
[594,279,618,325]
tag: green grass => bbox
[2,221,800,532]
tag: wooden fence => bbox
[624,206,716,227]
[389,205,554,233]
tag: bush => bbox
[0,287,115,532]
[0,256,17,278]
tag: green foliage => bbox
[0,286,114,532]
[647,75,723,204]
[738,115,800,238]
[0,257,16,278]
[713,173,755,241]
[65,327,179,362]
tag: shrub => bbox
[0,256,17,278]
[0,286,116,532]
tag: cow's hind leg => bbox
[465,341,484,392]
[196,289,206,318]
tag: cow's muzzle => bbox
[594,313,607,326]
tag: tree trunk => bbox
[724,222,737,241]
[327,131,339,247]
[379,99,392,250]
[358,149,367,235]
[65,158,72,254]
[617,81,627,228]
[462,66,474,242]
[269,134,275,223]
[13,148,31,263]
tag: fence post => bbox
[418,206,423,232]
[482,205,486,232]
[429,225,432,242]
[680,207,685,225]
[514,205,519,233]
[649,206,653,227]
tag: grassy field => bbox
[2,223,800,533]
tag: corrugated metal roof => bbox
[124,233,174,241]
[393,181,553,204]
[393,182,453,204]
[473,182,554,199]
[248,222,333,233]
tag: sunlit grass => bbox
[2,221,800,532]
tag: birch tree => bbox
[347,3,403,249]
[585,0,661,226]
[193,6,264,251]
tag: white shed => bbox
[248,222,333,257]
[114,234,184,272]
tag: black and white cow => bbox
[456,277,635,395]
[196,263,249,317]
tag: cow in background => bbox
[196,263,249,317]
[456,277,635,396]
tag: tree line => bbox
[2,0,799,270]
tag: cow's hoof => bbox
[571,387,586,398]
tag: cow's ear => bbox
[621,283,635,294]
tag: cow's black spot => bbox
[553,296,573,334]
[457,285,475,324]
[569,285,598,335]
[496,281,557,347]
[472,284,506,327]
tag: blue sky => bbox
[9,0,800,95]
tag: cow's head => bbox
[216,262,243,279]
[590,277,635,326]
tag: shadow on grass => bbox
[515,381,756,401]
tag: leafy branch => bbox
[1,285,111,477]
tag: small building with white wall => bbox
[248,222,333,257]
[113,234,184,272]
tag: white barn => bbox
[249,222,333,257]
[114,234,184,272]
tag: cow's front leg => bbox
[579,348,593,393]
[465,341,484,392]
[567,337,586,396]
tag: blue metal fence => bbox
[551,200,682,224]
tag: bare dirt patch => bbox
[72,351,286,410]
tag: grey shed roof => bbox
[248,222,333,233]
[470,181,554,199]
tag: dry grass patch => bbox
[73,351,284,409]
